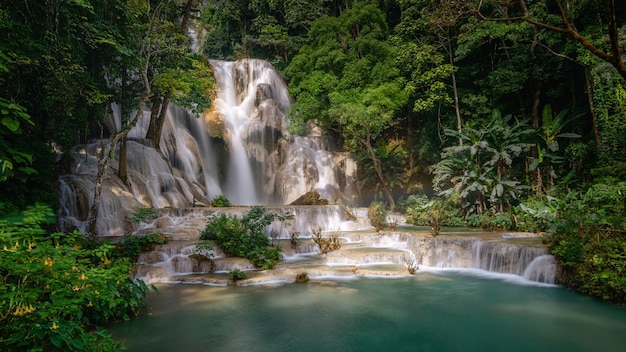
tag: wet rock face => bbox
[289,191,329,205]
[58,59,359,236]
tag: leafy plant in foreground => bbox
[542,183,626,303]
[0,204,151,351]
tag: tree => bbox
[286,1,409,208]
[529,104,581,195]
[395,0,474,145]
[476,0,626,81]
[88,0,213,234]
[0,51,34,183]
[433,111,533,215]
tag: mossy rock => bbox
[290,191,329,205]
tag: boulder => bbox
[289,191,329,205]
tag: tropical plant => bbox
[433,110,533,215]
[357,141,408,202]
[0,204,152,351]
[529,105,581,195]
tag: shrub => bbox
[0,205,151,351]
[543,184,626,303]
[201,206,282,269]
[114,233,170,261]
[311,227,341,255]
[404,254,419,274]
[479,212,513,231]
[211,195,231,207]
[229,269,249,282]
[404,195,465,227]
[368,201,387,231]
[129,207,158,224]
[295,272,309,283]
[429,207,442,236]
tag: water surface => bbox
[109,272,626,352]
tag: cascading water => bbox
[56,57,558,286]
[58,59,358,235]
[209,59,358,205]
[133,207,558,285]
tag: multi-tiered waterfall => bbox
[57,59,558,285]
[58,59,358,235]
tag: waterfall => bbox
[410,237,557,284]
[57,59,358,235]
[209,59,358,205]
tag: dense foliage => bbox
[200,207,282,269]
[0,205,152,351]
[544,183,626,303]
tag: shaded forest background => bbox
[1,0,625,211]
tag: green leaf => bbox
[2,117,20,131]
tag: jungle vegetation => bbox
[1,1,625,348]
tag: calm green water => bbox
[109,272,626,352]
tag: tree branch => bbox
[476,0,626,80]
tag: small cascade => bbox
[410,237,557,284]
[523,255,557,284]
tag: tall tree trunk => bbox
[584,67,600,145]
[362,136,395,210]
[146,94,170,149]
[181,0,194,31]
[447,40,463,146]
[530,89,542,196]
[88,102,145,235]
[118,135,128,183]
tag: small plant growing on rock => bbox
[295,272,309,283]
[211,195,231,207]
[290,231,300,251]
[404,254,419,274]
[311,227,341,255]
[429,207,442,237]
[113,233,170,262]
[129,207,158,224]
[229,269,248,282]
[368,201,387,231]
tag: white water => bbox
[58,59,357,235]
[133,207,557,286]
